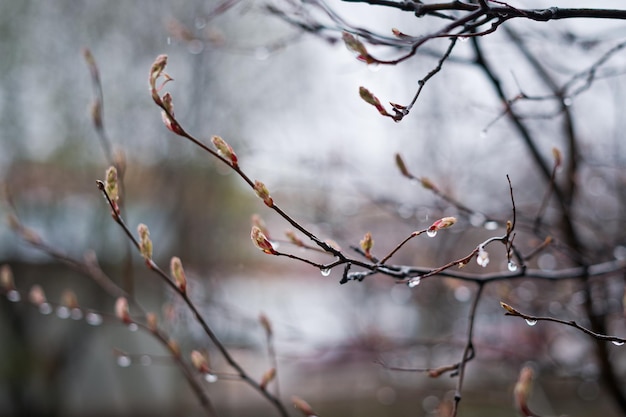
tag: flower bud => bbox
[251,214,271,241]
[115,297,131,324]
[395,153,413,179]
[105,166,119,203]
[29,285,47,306]
[191,350,210,373]
[429,217,457,232]
[552,147,561,168]
[211,135,238,167]
[149,54,169,104]
[292,396,316,417]
[260,367,276,390]
[161,93,184,135]
[419,177,437,191]
[251,226,276,255]
[360,232,374,258]
[254,180,274,207]
[168,338,181,357]
[342,32,372,63]
[146,312,158,332]
[514,366,534,416]
[170,256,187,294]
[359,86,390,117]
[285,230,304,247]
[62,290,79,309]
[500,301,519,315]
[137,224,153,260]
[0,265,15,291]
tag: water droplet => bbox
[204,373,218,383]
[56,306,70,319]
[563,97,573,107]
[270,241,280,250]
[469,212,486,227]
[407,277,421,288]
[368,63,381,72]
[476,249,490,267]
[479,130,488,139]
[187,39,204,55]
[6,290,20,302]
[459,36,469,43]
[525,319,538,326]
[39,303,52,315]
[507,261,518,272]
[166,36,172,45]
[117,355,132,367]
[140,355,152,366]
[85,312,103,326]
[484,221,498,230]
[320,268,331,277]
[612,340,624,346]
[426,229,437,238]
[70,308,83,320]
[128,323,139,332]
[194,17,207,29]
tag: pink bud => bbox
[251,226,276,254]
[211,135,238,167]
[292,396,316,417]
[254,180,274,207]
[191,350,210,373]
[359,87,390,117]
[29,285,47,306]
[0,265,15,291]
[260,367,276,390]
[170,256,187,294]
[428,217,457,232]
[514,366,534,417]
[137,224,153,260]
[115,297,131,324]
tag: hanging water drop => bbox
[56,306,70,319]
[479,129,488,139]
[484,221,498,230]
[39,303,53,315]
[525,319,538,326]
[426,229,437,238]
[611,340,625,346]
[507,261,518,272]
[117,355,132,367]
[407,277,421,288]
[128,323,139,332]
[85,312,103,326]
[6,290,20,302]
[204,373,218,383]
[140,355,152,366]
[70,308,83,320]
[320,268,331,277]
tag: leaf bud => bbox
[170,256,187,294]
[29,285,47,306]
[137,223,153,260]
[115,297,131,324]
[191,350,210,373]
[360,232,374,258]
[105,166,119,203]
[254,180,274,207]
[429,217,457,232]
[260,367,276,390]
[292,396,316,417]
[251,226,277,255]
[211,135,238,167]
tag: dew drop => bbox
[70,308,83,320]
[407,277,421,288]
[128,323,139,332]
[368,63,381,72]
[426,229,437,238]
[484,221,498,230]
[7,290,20,302]
[507,261,518,272]
[459,36,469,43]
[611,340,624,346]
[85,312,103,326]
[117,355,132,367]
[56,306,70,319]
[563,97,573,107]
[204,373,218,383]
[320,268,331,277]
[140,355,152,366]
[525,319,538,326]
[38,303,53,315]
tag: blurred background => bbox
[1,1,626,416]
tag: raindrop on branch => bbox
[85,312,103,326]
[426,229,437,238]
[611,340,624,346]
[117,355,132,367]
[407,277,421,288]
[204,373,218,383]
[39,303,53,315]
[56,306,70,319]
[525,319,538,326]
[6,290,20,302]
[320,268,331,277]
[128,323,139,332]
[507,261,518,272]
